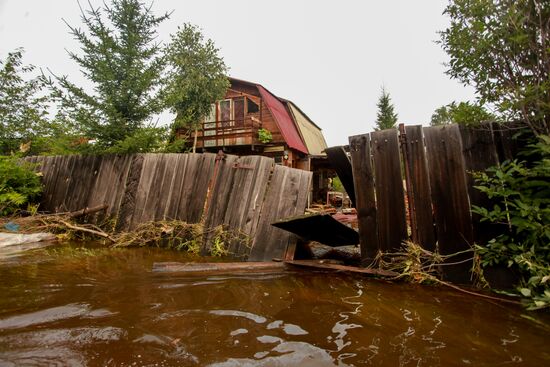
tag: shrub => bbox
[0,156,42,215]
[473,136,550,310]
[258,128,272,144]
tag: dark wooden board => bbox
[403,125,436,251]
[325,146,356,205]
[348,133,378,262]
[284,260,397,277]
[371,129,408,253]
[424,125,474,283]
[459,125,501,245]
[272,213,359,247]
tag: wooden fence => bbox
[349,123,526,282]
[24,153,311,261]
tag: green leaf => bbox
[519,288,531,297]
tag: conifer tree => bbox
[374,87,398,130]
[49,0,171,149]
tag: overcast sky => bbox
[0,0,476,146]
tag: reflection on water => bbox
[0,242,549,366]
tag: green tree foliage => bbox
[375,87,398,130]
[105,126,168,154]
[164,23,229,133]
[440,0,550,135]
[0,49,50,154]
[430,105,453,126]
[49,0,171,150]
[430,101,495,126]
[473,136,550,310]
[0,156,42,215]
[0,49,78,156]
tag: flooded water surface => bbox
[0,242,549,366]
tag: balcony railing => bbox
[194,116,263,148]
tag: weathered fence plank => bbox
[223,156,273,257]
[459,125,500,245]
[248,166,311,261]
[403,125,436,251]
[371,129,407,253]
[349,133,378,262]
[424,125,474,282]
[177,153,216,223]
[117,154,144,230]
[201,154,240,255]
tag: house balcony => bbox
[193,116,264,149]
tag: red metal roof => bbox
[257,85,309,154]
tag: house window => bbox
[205,103,216,123]
[204,103,216,129]
[220,99,232,126]
[247,98,259,114]
[234,97,245,127]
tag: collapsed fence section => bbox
[349,123,528,282]
[24,153,311,261]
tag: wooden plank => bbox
[223,156,274,257]
[403,125,436,251]
[38,156,57,212]
[117,154,145,231]
[371,129,407,253]
[424,125,474,283]
[152,261,286,274]
[52,155,77,212]
[459,124,501,245]
[162,154,188,221]
[325,146,356,205]
[129,154,161,228]
[153,154,179,221]
[284,260,397,277]
[87,154,133,223]
[201,154,240,254]
[177,153,216,223]
[248,165,311,261]
[348,133,378,262]
[184,153,216,223]
[71,155,103,212]
[140,154,169,224]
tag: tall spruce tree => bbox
[50,0,171,149]
[374,87,398,130]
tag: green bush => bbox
[473,136,550,310]
[258,128,272,144]
[0,156,42,215]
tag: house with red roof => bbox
[178,77,332,202]
[182,77,328,167]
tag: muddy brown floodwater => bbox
[0,241,549,366]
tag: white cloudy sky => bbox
[0,0,476,146]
